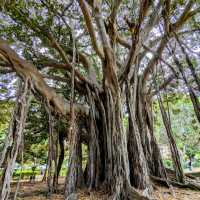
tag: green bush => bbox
[13,169,40,179]
[193,161,200,168]
[60,168,67,176]
[163,159,173,169]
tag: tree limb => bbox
[0,39,89,116]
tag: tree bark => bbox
[137,89,167,179]
[0,80,30,200]
[126,80,151,191]
[157,94,185,183]
[83,86,103,189]
[104,88,150,199]
[64,122,84,197]
[53,131,65,185]
[44,103,60,196]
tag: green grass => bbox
[12,169,40,179]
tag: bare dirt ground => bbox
[10,178,200,200]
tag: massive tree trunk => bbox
[103,88,130,199]
[82,83,151,199]
[127,67,166,183]
[102,88,150,199]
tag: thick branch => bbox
[40,62,98,89]
[93,1,119,96]
[109,0,123,22]
[0,39,89,116]
[78,0,104,60]
[172,0,195,31]
[142,36,168,86]
[141,0,197,87]
[119,1,161,83]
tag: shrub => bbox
[163,159,173,169]
[13,169,40,179]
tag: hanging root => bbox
[44,103,58,197]
[0,80,30,200]
[13,150,24,200]
[64,119,84,198]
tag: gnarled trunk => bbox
[84,86,102,189]
[127,68,166,185]
[83,83,150,199]
[126,80,151,191]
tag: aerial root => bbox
[151,175,200,191]
[126,184,154,200]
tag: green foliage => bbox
[22,99,49,164]
[163,159,173,169]
[0,100,14,150]
[153,93,200,167]
[0,101,13,129]
[123,115,128,129]
[12,169,40,180]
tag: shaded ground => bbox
[10,178,200,200]
[185,167,200,177]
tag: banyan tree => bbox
[0,0,200,199]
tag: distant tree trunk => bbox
[52,133,59,190]
[47,114,53,197]
[42,159,48,182]
[54,131,65,185]
[45,105,58,196]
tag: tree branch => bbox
[78,0,104,60]
[141,0,197,87]
[0,39,89,116]
[119,0,161,83]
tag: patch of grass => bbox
[13,169,40,179]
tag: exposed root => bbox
[108,179,153,200]
[151,175,200,191]
[165,168,196,180]
[126,183,154,200]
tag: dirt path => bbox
[10,180,200,200]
